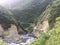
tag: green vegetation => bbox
[0,6,18,30]
[31,0,60,45]
[0,0,60,45]
[0,0,52,32]
[31,17,60,45]
[12,0,52,31]
[49,1,60,29]
[0,39,10,45]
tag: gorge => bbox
[0,0,60,45]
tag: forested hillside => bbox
[0,6,17,30]
[31,0,60,45]
[0,0,52,32]
[0,0,60,45]
[10,0,52,31]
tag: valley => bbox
[0,0,60,45]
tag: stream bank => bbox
[2,34,36,45]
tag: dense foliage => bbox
[49,1,60,29]
[11,0,52,31]
[0,0,52,32]
[0,39,10,45]
[31,0,60,45]
[0,6,17,30]
[31,16,60,45]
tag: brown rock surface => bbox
[4,24,20,42]
[0,24,21,43]
[32,8,51,37]
[0,24,4,37]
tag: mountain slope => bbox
[0,6,17,30]
[31,0,60,45]
[0,0,54,32]
[10,0,52,31]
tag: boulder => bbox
[3,24,21,43]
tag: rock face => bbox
[38,20,49,32]
[4,24,20,43]
[0,24,4,37]
[32,8,51,37]
[33,20,49,37]
[6,24,19,40]
[0,24,21,43]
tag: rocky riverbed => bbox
[3,34,36,45]
[0,24,36,45]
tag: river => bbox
[10,34,36,45]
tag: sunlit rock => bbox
[0,24,4,37]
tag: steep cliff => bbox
[0,24,21,43]
[32,5,52,37]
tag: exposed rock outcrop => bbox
[4,24,20,42]
[33,20,49,37]
[0,24,4,37]
[32,8,51,37]
[0,24,21,43]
